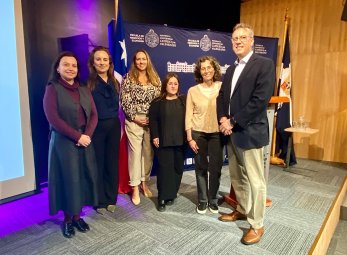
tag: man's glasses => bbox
[231,35,251,43]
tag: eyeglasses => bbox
[200,66,213,72]
[231,35,251,43]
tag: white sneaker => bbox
[208,203,219,214]
[196,202,207,214]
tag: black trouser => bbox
[192,131,223,205]
[156,145,185,201]
[93,117,121,207]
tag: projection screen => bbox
[0,0,36,202]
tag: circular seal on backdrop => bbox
[145,29,159,48]
[200,35,211,51]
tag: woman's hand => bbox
[153,138,159,148]
[77,134,91,147]
[133,115,149,127]
[188,139,199,154]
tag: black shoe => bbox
[61,222,75,238]
[196,202,207,214]
[165,199,175,206]
[208,203,219,214]
[72,218,90,232]
[157,200,166,212]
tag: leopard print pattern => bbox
[120,73,161,120]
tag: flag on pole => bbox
[108,3,131,194]
[275,27,297,166]
[112,5,127,83]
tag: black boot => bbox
[165,199,175,206]
[157,200,166,212]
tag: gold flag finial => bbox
[115,0,118,21]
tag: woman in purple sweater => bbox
[43,52,98,238]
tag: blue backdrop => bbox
[117,22,279,169]
[123,23,278,93]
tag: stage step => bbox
[341,191,347,220]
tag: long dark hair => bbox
[87,46,120,92]
[157,72,181,100]
[48,51,81,83]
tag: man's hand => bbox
[219,117,233,136]
[153,138,159,148]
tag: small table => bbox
[284,127,319,168]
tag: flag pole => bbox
[275,8,289,96]
[270,8,289,164]
[115,0,118,22]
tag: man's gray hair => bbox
[232,23,254,38]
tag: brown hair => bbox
[158,72,181,100]
[193,56,222,83]
[128,49,161,86]
[87,46,120,92]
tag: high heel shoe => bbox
[106,204,116,213]
[131,186,140,205]
[93,206,106,215]
[140,182,153,198]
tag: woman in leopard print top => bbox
[120,49,161,205]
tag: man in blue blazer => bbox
[217,23,275,245]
